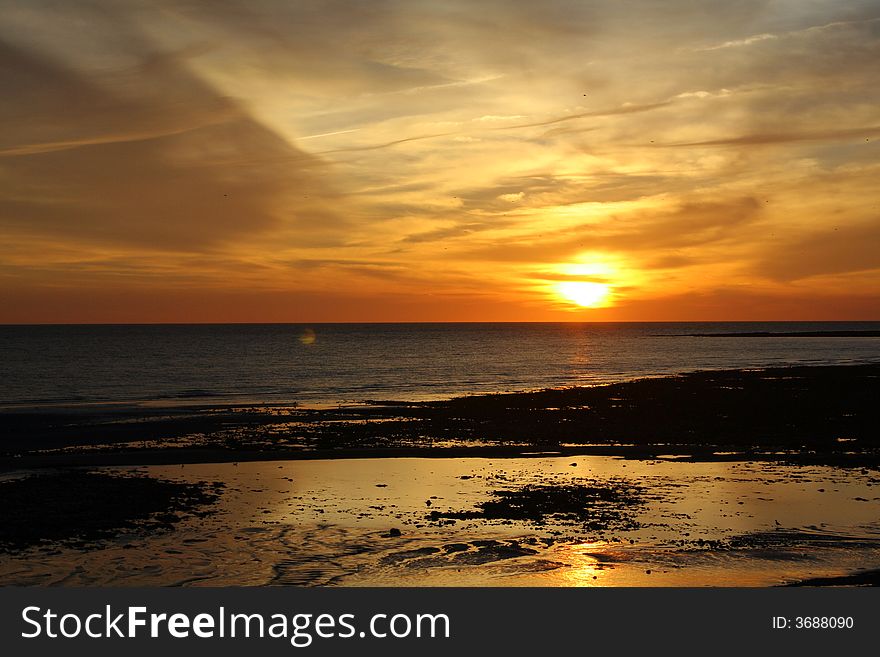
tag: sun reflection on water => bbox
[553,541,613,586]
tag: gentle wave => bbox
[2,322,879,409]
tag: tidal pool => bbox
[2,456,878,586]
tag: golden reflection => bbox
[298,327,317,345]
[553,541,612,586]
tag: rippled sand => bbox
[2,456,879,586]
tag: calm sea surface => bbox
[1,322,879,409]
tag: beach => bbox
[2,455,879,587]
[3,362,878,467]
[2,363,879,587]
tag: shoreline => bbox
[5,444,880,471]
[2,362,879,470]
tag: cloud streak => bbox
[499,102,673,130]
[658,126,880,148]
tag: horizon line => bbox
[2,319,880,327]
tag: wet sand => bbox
[1,364,879,586]
[1,456,878,587]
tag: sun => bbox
[557,281,612,308]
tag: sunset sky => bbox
[1,0,878,322]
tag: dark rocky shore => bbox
[0,470,223,552]
[2,363,879,469]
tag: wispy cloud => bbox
[499,102,673,130]
[693,16,880,52]
[657,126,880,147]
[317,132,457,154]
[298,128,361,141]
[696,33,777,51]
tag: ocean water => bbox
[1,322,879,409]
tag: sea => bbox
[1,322,879,410]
